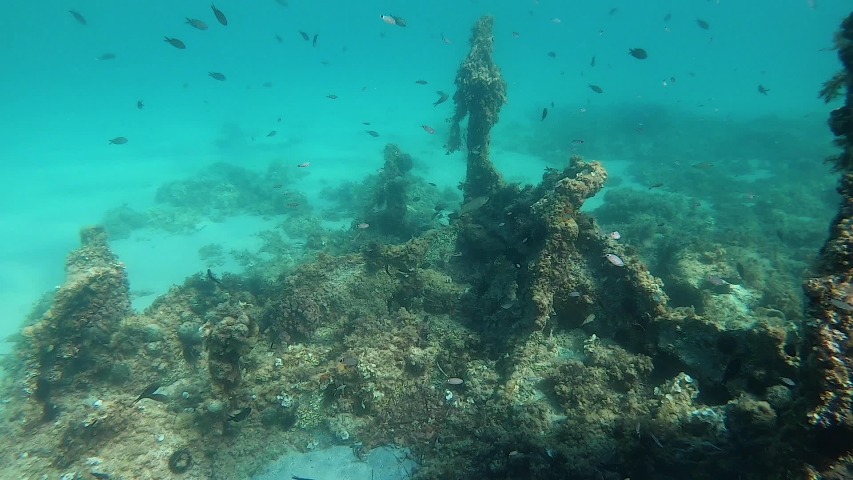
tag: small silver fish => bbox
[605,254,625,267]
[707,275,728,286]
[568,291,581,297]
[581,314,595,326]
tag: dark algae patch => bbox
[168,448,192,473]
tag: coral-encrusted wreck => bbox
[1,13,852,480]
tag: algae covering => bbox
[0,14,851,480]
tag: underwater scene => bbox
[3,0,853,479]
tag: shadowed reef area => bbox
[3,13,853,480]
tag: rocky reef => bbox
[445,14,507,200]
[821,12,853,171]
[0,13,850,480]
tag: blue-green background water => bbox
[0,0,846,349]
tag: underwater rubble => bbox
[2,13,853,480]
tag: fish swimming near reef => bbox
[134,383,167,403]
[229,407,252,422]
[452,196,489,218]
[433,91,449,107]
[605,254,625,267]
[207,269,222,285]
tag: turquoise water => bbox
[0,2,847,475]
[0,0,841,344]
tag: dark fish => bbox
[134,383,161,403]
[588,84,603,93]
[390,15,407,27]
[292,476,315,480]
[429,182,437,186]
[263,82,273,87]
[692,162,714,169]
[609,7,618,15]
[148,393,169,403]
[629,48,648,59]
[97,53,116,61]
[209,72,226,81]
[299,30,310,41]
[267,131,277,137]
[649,183,663,189]
[165,37,186,49]
[547,51,556,58]
[207,269,222,285]
[550,101,554,108]
[275,34,283,43]
[276,0,289,6]
[69,10,87,25]
[312,34,318,47]
[541,108,548,121]
[137,100,144,109]
[590,56,596,67]
[186,18,208,30]
[366,130,380,137]
[415,80,428,85]
[433,91,449,106]
[109,137,128,145]
[697,19,710,30]
[362,122,370,125]
[663,13,672,22]
[211,4,228,26]
[327,94,338,99]
[91,473,112,479]
[736,262,746,279]
[229,407,252,422]
[758,84,770,95]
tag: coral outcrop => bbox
[821,12,853,171]
[23,226,130,393]
[446,15,507,200]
